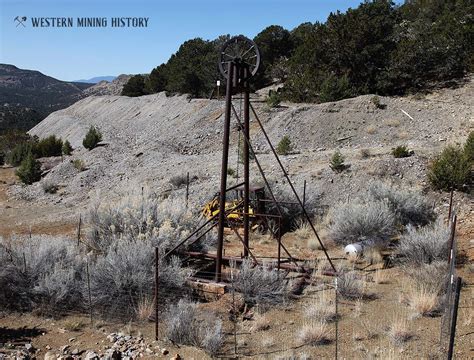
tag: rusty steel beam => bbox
[249,103,336,273]
[243,65,250,259]
[185,251,309,273]
[229,221,259,265]
[230,104,305,273]
[216,62,235,282]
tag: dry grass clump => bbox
[304,292,337,323]
[307,237,322,250]
[405,285,439,317]
[298,320,332,346]
[364,247,384,265]
[388,315,412,345]
[353,319,379,341]
[250,313,271,332]
[63,320,85,332]
[385,119,401,127]
[366,125,377,134]
[294,218,312,239]
[360,148,371,158]
[337,271,373,300]
[403,261,448,295]
[135,296,154,322]
[373,269,389,284]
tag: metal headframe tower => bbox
[215,35,261,281]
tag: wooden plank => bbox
[186,278,226,295]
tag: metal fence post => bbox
[86,258,93,326]
[447,277,462,360]
[155,247,159,341]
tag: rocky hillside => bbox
[83,75,132,96]
[24,78,472,208]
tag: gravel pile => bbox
[21,78,473,210]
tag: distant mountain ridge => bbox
[74,76,117,84]
[0,64,128,133]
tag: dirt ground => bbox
[1,162,473,359]
[0,167,78,238]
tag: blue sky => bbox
[1,0,399,81]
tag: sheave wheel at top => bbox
[218,35,261,80]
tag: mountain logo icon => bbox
[14,16,27,27]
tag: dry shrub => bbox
[89,239,187,319]
[0,235,84,314]
[369,181,435,226]
[304,292,337,323]
[398,220,449,265]
[165,299,223,356]
[250,313,270,332]
[86,189,201,253]
[298,321,331,346]
[337,271,372,300]
[328,200,395,247]
[388,315,412,345]
[233,259,288,307]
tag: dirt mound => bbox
[25,78,472,205]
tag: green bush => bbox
[464,131,474,162]
[82,126,102,150]
[276,135,293,155]
[319,74,353,103]
[226,168,236,177]
[35,135,63,157]
[330,150,346,172]
[72,159,86,172]
[392,145,411,158]
[370,96,386,109]
[428,145,470,192]
[238,138,255,163]
[62,140,73,155]
[16,152,42,185]
[266,91,281,108]
[7,141,35,166]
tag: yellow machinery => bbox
[202,185,265,229]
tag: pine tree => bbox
[16,152,42,184]
[62,140,73,155]
[82,126,102,150]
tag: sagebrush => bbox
[369,181,435,226]
[328,200,395,246]
[398,220,449,265]
[232,259,288,307]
